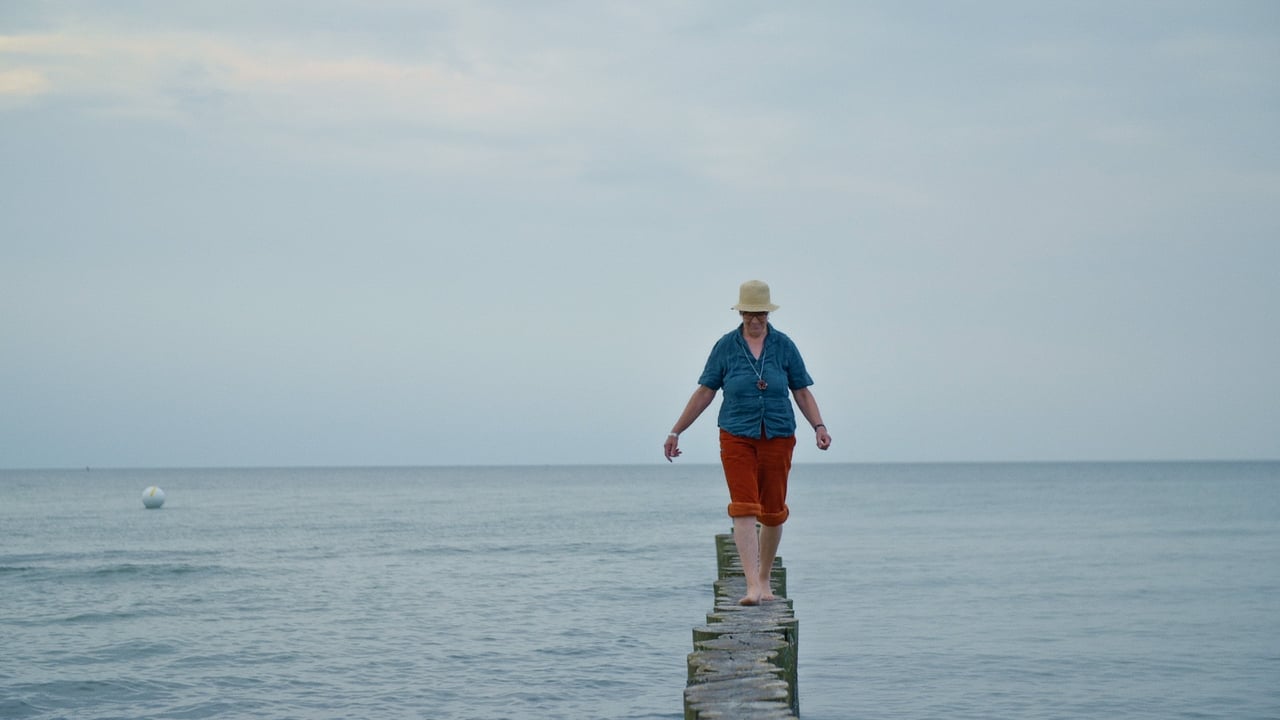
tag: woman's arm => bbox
[792,387,832,450]
[664,385,717,461]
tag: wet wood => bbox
[684,532,799,719]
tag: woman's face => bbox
[740,311,768,338]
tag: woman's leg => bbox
[721,430,769,605]
[732,515,765,605]
[757,522,782,601]
[755,434,795,601]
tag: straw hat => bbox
[732,280,780,312]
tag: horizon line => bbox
[4,457,1278,473]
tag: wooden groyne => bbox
[684,532,799,719]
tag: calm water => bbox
[1,462,1277,719]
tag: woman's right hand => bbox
[664,434,682,462]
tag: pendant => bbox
[757,379,768,391]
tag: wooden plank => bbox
[685,531,799,718]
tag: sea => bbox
[1,462,1277,720]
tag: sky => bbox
[2,1,1278,468]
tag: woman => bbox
[664,280,832,606]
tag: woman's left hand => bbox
[815,427,832,450]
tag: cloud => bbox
[0,8,878,191]
[0,26,597,185]
[1,29,539,122]
[0,36,61,101]
[0,67,49,97]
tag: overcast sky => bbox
[2,1,1277,468]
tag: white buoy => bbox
[142,486,166,509]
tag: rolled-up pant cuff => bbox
[757,506,790,527]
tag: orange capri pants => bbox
[719,428,797,527]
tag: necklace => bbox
[740,340,767,391]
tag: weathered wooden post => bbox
[684,532,799,719]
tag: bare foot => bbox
[738,593,761,606]
[759,577,776,601]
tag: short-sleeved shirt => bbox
[697,323,814,439]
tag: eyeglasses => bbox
[739,312,769,320]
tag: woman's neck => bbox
[742,325,767,357]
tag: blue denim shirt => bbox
[697,324,814,439]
